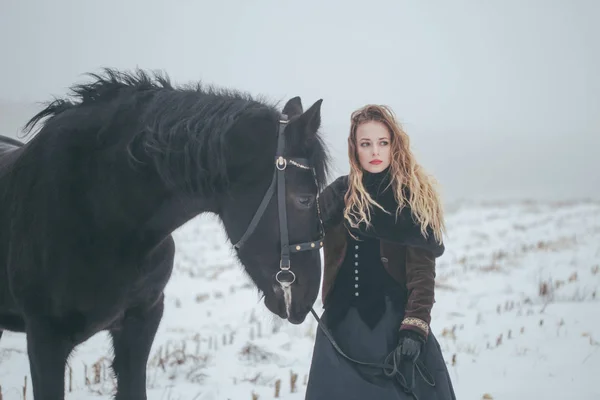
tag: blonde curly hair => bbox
[343,104,445,243]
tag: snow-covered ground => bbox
[1,199,599,400]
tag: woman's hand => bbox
[396,330,425,361]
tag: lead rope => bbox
[309,307,435,398]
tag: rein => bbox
[309,307,435,398]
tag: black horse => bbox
[0,68,330,400]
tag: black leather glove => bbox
[385,330,425,392]
[396,330,425,362]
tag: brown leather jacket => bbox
[319,175,442,338]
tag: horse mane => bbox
[18,68,284,194]
[15,68,330,194]
[23,68,264,135]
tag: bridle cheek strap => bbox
[232,114,324,288]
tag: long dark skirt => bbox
[305,297,456,400]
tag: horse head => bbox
[219,96,328,324]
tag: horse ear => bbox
[282,96,303,118]
[294,99,322,136]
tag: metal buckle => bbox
[280,259,291,270]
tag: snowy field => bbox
[1,199,599,400]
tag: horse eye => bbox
[297,195,315,208]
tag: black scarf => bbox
[319,169,444,257]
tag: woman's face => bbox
[355,120,391,173]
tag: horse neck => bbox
[7,104,276,258]
[84,157,219,256]
[6,136,218,259]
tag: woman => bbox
[305,105,456,400]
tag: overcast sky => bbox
[1,0,598,202]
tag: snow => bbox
[1,200,599,400]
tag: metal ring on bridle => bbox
[276,156,287,170]
[276,269,296,286]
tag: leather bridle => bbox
[233,114,324,289]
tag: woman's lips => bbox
[370,160,382,165]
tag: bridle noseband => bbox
[233,113,324,289]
